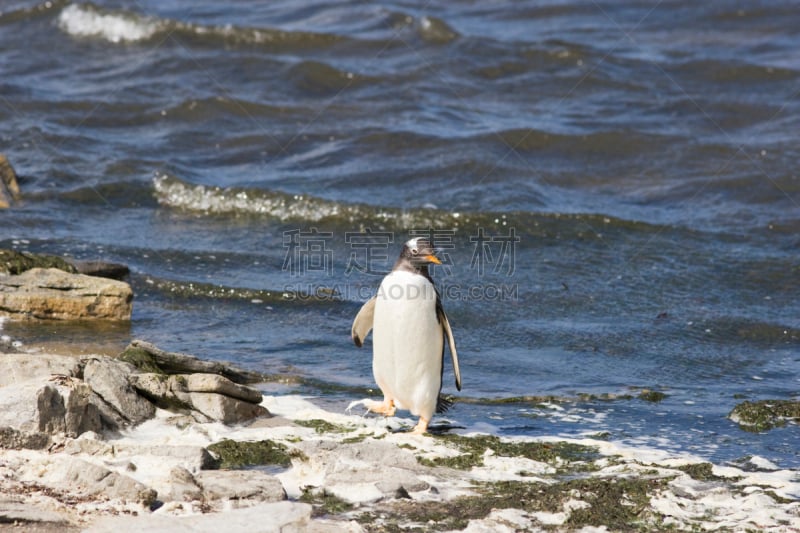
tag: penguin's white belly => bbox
[373,270,443,420]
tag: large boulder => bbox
[0,267,133,320]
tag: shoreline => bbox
[0,342,797,531]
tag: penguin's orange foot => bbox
[411,417,429,435]
[365,399,396,417]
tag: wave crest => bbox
[58,3,161,43]
[57,3,346,49]
[152,172,462,230]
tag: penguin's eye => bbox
[411,249,419,256]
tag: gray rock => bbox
[0,497,72,528]
[0,374,123,445]
[112,443,218,471]
[0,268,133,320]
[181,373,264,404]
[161,466,202,502]
[296,440,430,504]
[83,357,155,424]
[188,392,269,424]
[129,372,268,424]
[127,372,173,402]
[0,380,47,434]
[195,469,286,505]
[65,259,130,281]
[37,384,67,434]
[0,426,50,449]
[32,457,157,505]
[124,339,264,384]
[0,353,80,388]
[62,382,123,436]
[84,502,333,533]
[62,434,111,456]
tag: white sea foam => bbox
[58,4,160,43]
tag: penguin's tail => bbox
[436,395,454,414]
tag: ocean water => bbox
[1,1,798,468]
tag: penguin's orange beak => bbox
[425,254,441,265]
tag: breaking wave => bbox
[152,172,662,238]
[58,3,162,43]
[57,3,348,49]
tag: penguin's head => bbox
[401,237,442,266]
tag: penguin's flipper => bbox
[438,308,461,391]
[351,296,377,347]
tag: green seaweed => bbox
[419,434,602,472]
[0,249,77,275]
[676,462,732,482]
[299,487,354,517]
[206,439,301,469]
[118,346,166,375]
[294,418,352,434]
[729,400,800,432]
[638,389,667,403]
[360,476,671,532]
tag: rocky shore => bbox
[0,334,796,532]
[0,245,798,531]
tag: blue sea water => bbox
[1,1,798,468]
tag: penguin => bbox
[351,237,461,434]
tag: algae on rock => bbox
[729,399,800,432]
[207,439,301,469]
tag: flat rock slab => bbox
[84,501,362,533]
[129,372,268,424]
[124,339,264,384]
[19,456,156,505]
[194,469,287,504]
[0,268,132,320]
[181,373,264,404]
[297,440,431,504]
[0,353,81,388]
[0,497,72,527]
[187,392,270,424]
